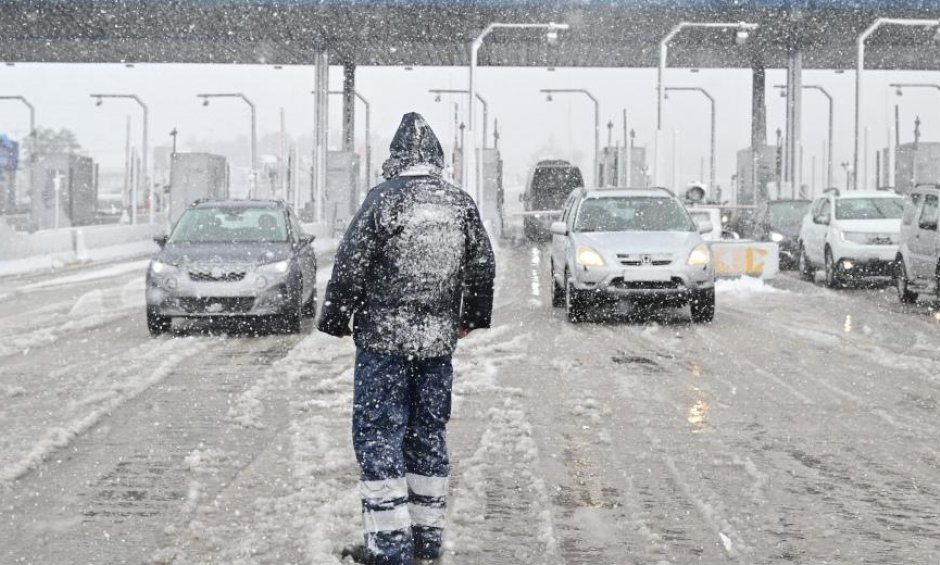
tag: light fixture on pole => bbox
[429,89,490,148]
[197,93,257,197]
[90,93,149,224]
[469,21,570,204]
[540,88,600,187]
[774,83,834,189]
[855,18,940,190]
[656,21,758,186]
[664,86,716,194]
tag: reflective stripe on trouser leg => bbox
[354,350,415,564]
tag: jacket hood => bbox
[381,112,445,180]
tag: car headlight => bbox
[150,260,176,274]
[839,231,869,244]
[576,246,606,267]
[258,260,290,275]
[687,243,711,266]
[769,231,785,243]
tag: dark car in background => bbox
[750,199,812,269]
[522,159,584,241]
[145,199,317,336]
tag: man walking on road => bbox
[318,112,496,565]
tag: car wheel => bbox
[302,288,318,318]
[895,259,918,304]
[147,308,172,337]
[550,263,565,308]
[824,247,842,289]
[798,243,815,282]
[565,274,587,323]
[690,288,716,324]
[280,291,304,334]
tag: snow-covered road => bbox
[1,240,939,564]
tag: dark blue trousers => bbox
[353,349,453,565]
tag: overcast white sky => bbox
[2,62,939,196]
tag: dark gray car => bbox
[146,200,317,336]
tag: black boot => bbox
[340,544,372,564]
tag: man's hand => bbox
[458,327,472,339]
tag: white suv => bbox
[895,184,940,303]
[549,187,715,323]
[798,190,904,287]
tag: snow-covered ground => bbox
[1,238,940,564]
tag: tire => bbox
[690,288,716,324]
[550,263,565,308]
[565,274,588,323]
[895,259,918,304]
[798,243,815,282]
[147,308,171,337]
[824,247,842,289]
[279,291,304,334]
[302,288,318,318]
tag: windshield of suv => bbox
[835,197,904,220]
[530,166,583,211]
[169,207,288,244]
[768,201,811,228]
[574,197,695,233]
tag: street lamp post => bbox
[429,89,489,148]
[540,88,600,187]
[665,86,715,193]
[197,93,257,196]
[665,86,715,194]
[470,21,569,203]
[775,84,834,189]
[91,94,149,223]
[855,18,939,190]
[328,89,371,189]
[657,21,758,186]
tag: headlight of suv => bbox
[576,246,606,267]
[150,260,176,274]
[769,231,785,243]
[257,260,290,275]
[687,243,711,266]
[839,231,869,244]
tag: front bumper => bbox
[146,272,294,317]
[569,263,714,302]
[833,243,898,278]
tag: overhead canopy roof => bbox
[2,1,940,69]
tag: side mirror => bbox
[550,221,568,236]
[920,219,938,231]
[814,214,829,225]
[297,234,315,247]
[153,235,168,249]
[696,220,714,234]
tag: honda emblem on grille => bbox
[641,255,652,265]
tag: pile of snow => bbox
[715,276,784,296]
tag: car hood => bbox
[156,242,293,266]
[834,218,901,233]
[770,223,802,238]
[573,230,700,255]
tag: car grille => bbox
[188,266,248,282]
[610,277,684,290]
[616,253,673,267]
[177,297,255,314]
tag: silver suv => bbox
[549,187,716,323]
[895,184,940,303]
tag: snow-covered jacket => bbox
[317,113,495,358]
